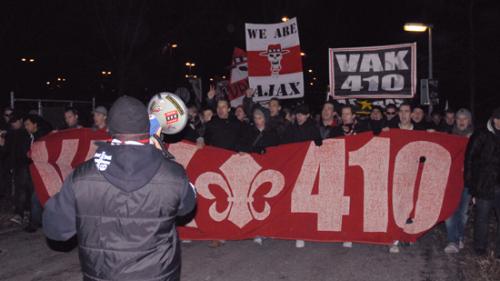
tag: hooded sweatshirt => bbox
[43,141,196,281]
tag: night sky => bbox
[1,0,499,123]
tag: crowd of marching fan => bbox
[0,86,499,257]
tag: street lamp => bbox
[20,57,36,63]
[281,16,289,22]
[404,22,433,79]
[185,62,195,74]
[300,52,306,57]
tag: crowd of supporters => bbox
[0,87,499,257]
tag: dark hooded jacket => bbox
[268,114,288,139]
[464,119,500,200]
[367,119,387,135]
[413,120,431,131]
[318,120,338,140]
[204,116,242,151]
[282,118,322,145]
[237,126,280,153]
[5,128,31,170]
[43,142,196,281]
[330,119,370,137]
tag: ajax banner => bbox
[245,17,304,102]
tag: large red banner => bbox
[30,129,467,244]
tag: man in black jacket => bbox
[465,107,500,257]
[202,99,242,151]
[331,105,369,137]
[318,101,339,139]
[368,106,388,134]
[5,114,32,226]
[43,96,196,281]
[268,98,288,138]
[283,104,321,145]
[411,105,431,131]
[23,114,52,232]
[439,109,455,133]
[237,107,279,153]
[384,104,399,128]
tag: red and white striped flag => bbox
[227,47,249,107]
[245,17,304,102]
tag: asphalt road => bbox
[0,225,473,281]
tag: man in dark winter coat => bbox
[267,98,288,138]
[411,105,431,131]
[282,104,322,145]
[243,90,287,139]
[237,107,279,153]
[384,104,399,128]
[318,101,339,139]
[331,105,369,137]
[439,109,455,133]
[23,114,52,232]
[0,107,13,198]
[5,114,32,226]
[43,96,196,281]
[368,106,388,134]
[465,107,500,257]
[203,99,242,151]
[389,103,414,130]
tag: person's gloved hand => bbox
[372,127,382,136]
[253,146,266,154]
[314,139,322,147]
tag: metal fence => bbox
[9,91,96,128]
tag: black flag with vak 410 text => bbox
[329,43,416,99]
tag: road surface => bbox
[1,224,486,281]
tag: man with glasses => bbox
[385,104,399,128]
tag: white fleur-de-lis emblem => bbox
[94,151,112,171]
[195,154,285,228]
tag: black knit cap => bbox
[294,104,310,115]
[107,96,150,135]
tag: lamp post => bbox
[20,57,36,63]
[185,62,195,76]
[404,23,433,79]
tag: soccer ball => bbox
[147,92,188,135]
